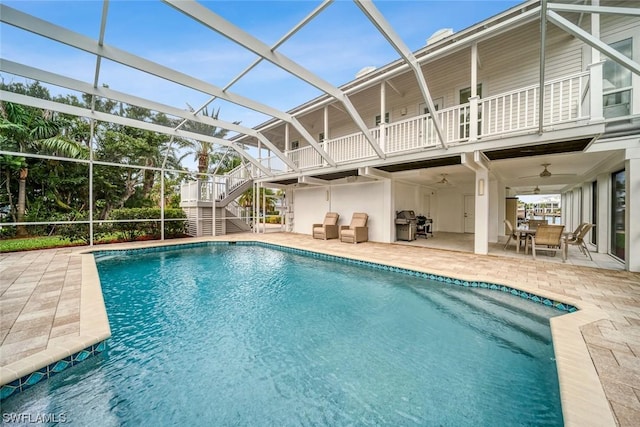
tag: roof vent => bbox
[355,66,377,78]
[427,28,454,46]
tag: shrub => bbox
[108,208,186,240]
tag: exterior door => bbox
[422,195,431,218]
[464,195,475,233]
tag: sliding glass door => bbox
[611,170,626,260]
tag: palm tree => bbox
[0,97,86,236]
[180,106,239,175]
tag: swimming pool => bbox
[2,243,564,425]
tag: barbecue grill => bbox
[395,210,417,241]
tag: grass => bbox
[0,236,83,252]
[0,233,188,253]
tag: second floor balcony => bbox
[280,71,595,173]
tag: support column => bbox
[626,149,640,272]
[385,179,394,243]
[212,177,217,236]
[474,168,490,255]
[590,0,604,122]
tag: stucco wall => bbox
[293,180,392,242]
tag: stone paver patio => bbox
[1,232,639,426]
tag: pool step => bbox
[407,284,552,358]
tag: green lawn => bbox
[0,236,83,252]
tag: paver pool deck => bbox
[1,233,639,426]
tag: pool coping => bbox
[0,237,617,426]
[0,255,111,395]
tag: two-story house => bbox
[227,0,639,272]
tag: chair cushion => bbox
[323,212,339,226]
[350,213,368,228]
[341,229,355,238]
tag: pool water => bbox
[3,244,563,426]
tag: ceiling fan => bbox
[519,163,576,179]
[431,173,452,185]
[518,185,541,195]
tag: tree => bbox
[180,106,239,175]
[0,82,87,236]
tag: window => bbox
[375,112,389,126]
[611,170,625,260]
[318,132,324,143]
[603,38,632,119]
[290,140,299,150]
[420,98,443,115]
[459,85,482,104]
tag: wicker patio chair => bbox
[340,213,369,243]
[312,212,340,240]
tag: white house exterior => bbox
[229,0,640,272]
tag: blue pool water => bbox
[3,244,563,426]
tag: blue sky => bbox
[2,0,523,128]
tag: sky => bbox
[1,0,524,129]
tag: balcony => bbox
[284,72,591,171]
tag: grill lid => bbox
[395,210,417,224]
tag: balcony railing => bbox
[180,163,253,204]
[282,72,590,173]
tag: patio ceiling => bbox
[392,149,620,197]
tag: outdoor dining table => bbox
[515,228,537,253]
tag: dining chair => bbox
[528,224,565,262]
[503,219,520,250]
[564,223,594,260]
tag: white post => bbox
[323,106,329,166]
[589,0,604,122]
[212,175,216,236]
[285,123,290,152]
[262,182,267,234]
[253,181,258,234]
[160,171,165,241]
[469,43,479,142]
[380,82,386,151]
[89,120,95,246]
[626,148,640,272]
[474,169,489,255]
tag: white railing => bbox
[180,165,253,204]
[481,72,589,137]
[180,180,200,203]
[326,132,377,163]
[383,115,429,153]
[180,180,216,203]
[281,72,592,173]
[257,155,287,176]
[288,145,323,169]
